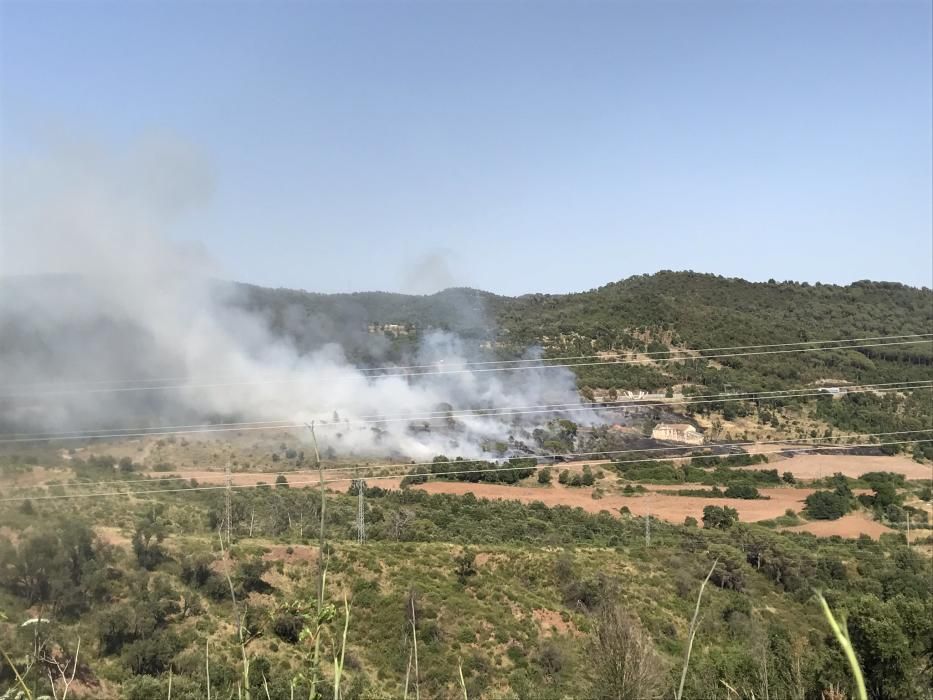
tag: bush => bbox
[804,490,850,520]
[272,612,304,644]
[723,484,760,500]
[455,550,477,583]
[536,641,564,677]
[702,505,739,529]
[538,468,552,485]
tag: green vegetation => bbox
[2,272,932,697]
[400,456,536,486]
[1,469,930,699]
[239,273,933,396]
[659,485,765,500]
[613,456,781,487]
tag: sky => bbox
[1,0,931,296]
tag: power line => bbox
[4,333,928,392]
[28,428,933,491]
[2,380,929,444]
[5,378,929,440]
[2,337,929,399]
[2,437,929,503]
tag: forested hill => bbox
[494,272,932,348]
[241,271,932,346]
[3,272,930,392]
[237,272,933,392]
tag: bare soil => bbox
[750,453,931,480]
[385,479,895,537]
[532,608,580,637]
[393,480,810,522]
[781,512,893,539]
[262,544,318,564]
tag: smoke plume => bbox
[0,138,593,459]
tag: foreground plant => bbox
[816,593,867,700]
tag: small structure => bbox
[651,423,704,445]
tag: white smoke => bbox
[0,137,594,459]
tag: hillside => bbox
[1,442,931,699]
[239,271,933,377]
[1,272,932,699]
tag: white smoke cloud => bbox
[0,137,594,459]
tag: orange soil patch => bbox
[394,480,885,536]
[401,480,814,523]
[782,513,894,539]
[532,608,580,637]
[262,544,318,564]
[750,453,931,481]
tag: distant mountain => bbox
[3,271,931,394]
[236,271,932,344]
[235,271,933,390]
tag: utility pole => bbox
[356,479,366,544]
[224,463,233,546]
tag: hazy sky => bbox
[2,0,931,295]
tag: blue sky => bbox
[2,0,931,295]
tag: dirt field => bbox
[388,480,808,522]
[782,512,893,538]
[142,467,367,488]
[374,477,900,537]
[750,453,931,480]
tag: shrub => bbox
[702,505,739,529]
[804,490,850,520]
[455,550,477,583]
[536,641,564,677]
[723,484,760,500]
[271,612,304,643]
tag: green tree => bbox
[702,505,739,529]
[455,550,477,583]
[804,491,850,520]
[132,509,168,570]
[871,482,899,510]
[724,484,760,499]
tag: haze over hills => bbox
[6,269,932,378]
[3,270,930,449]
